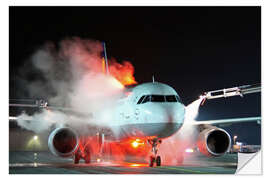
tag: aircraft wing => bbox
[9,99,93,120]
[191,116,261,125]
[9,116,19,121]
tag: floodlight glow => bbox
[185,148,194,153]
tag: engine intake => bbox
[197,128,231,157]
[48,127,79,157]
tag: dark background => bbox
[9,7,261,144]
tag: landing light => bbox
[131,138,145,148]
[131,141,139,148]
[185,148,194,153]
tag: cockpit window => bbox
[165,95,177,102]
[141,95,151,104]
[151,95,165,102]
[176,96,182,103]
[137,94,182,104]
[137,95,145,104]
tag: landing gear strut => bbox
[74,150,81,164]
[74,149,91,164]
[73,142,91,164]
[84,147,91,164]
[148,138,162,167]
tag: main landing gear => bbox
[74,146,91,164]
[148,138,162,167]
[74,150,91,164]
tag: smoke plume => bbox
[159,97,205,165]
[16,37,137,134]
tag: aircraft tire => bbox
[149,156,155,167]
[84,147,91,164]
[74,153,80,164]
[84,155,91,164]
[156,156,161,166]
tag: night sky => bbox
[9,7,261,144]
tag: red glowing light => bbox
[130,164,139,167]
[131,141,139,148]
[131,138,145,148]
[128,163,147,167]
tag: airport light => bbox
[33,135,38,140]
[233,135,238,145]
[26,135,41,151]
[185,148,194,153]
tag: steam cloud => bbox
[14,37,206,165]
[16,37,135,134]
[159,97,205,165]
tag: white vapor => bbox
[16,38,126,134]
[159,97,205,165]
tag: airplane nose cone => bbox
[141,104,185,138]
[146,104,185,124]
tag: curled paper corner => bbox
[236,150,261,174]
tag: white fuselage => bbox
[112,82,185,139]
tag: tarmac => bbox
[9,151,237,174]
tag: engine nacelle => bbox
[197,127,231,157]
[48,127,79,157]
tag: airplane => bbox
[9,42,261,167]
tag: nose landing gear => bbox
[148,138,162,167]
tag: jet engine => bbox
[197,127,231,157]
[48,127,79,157]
